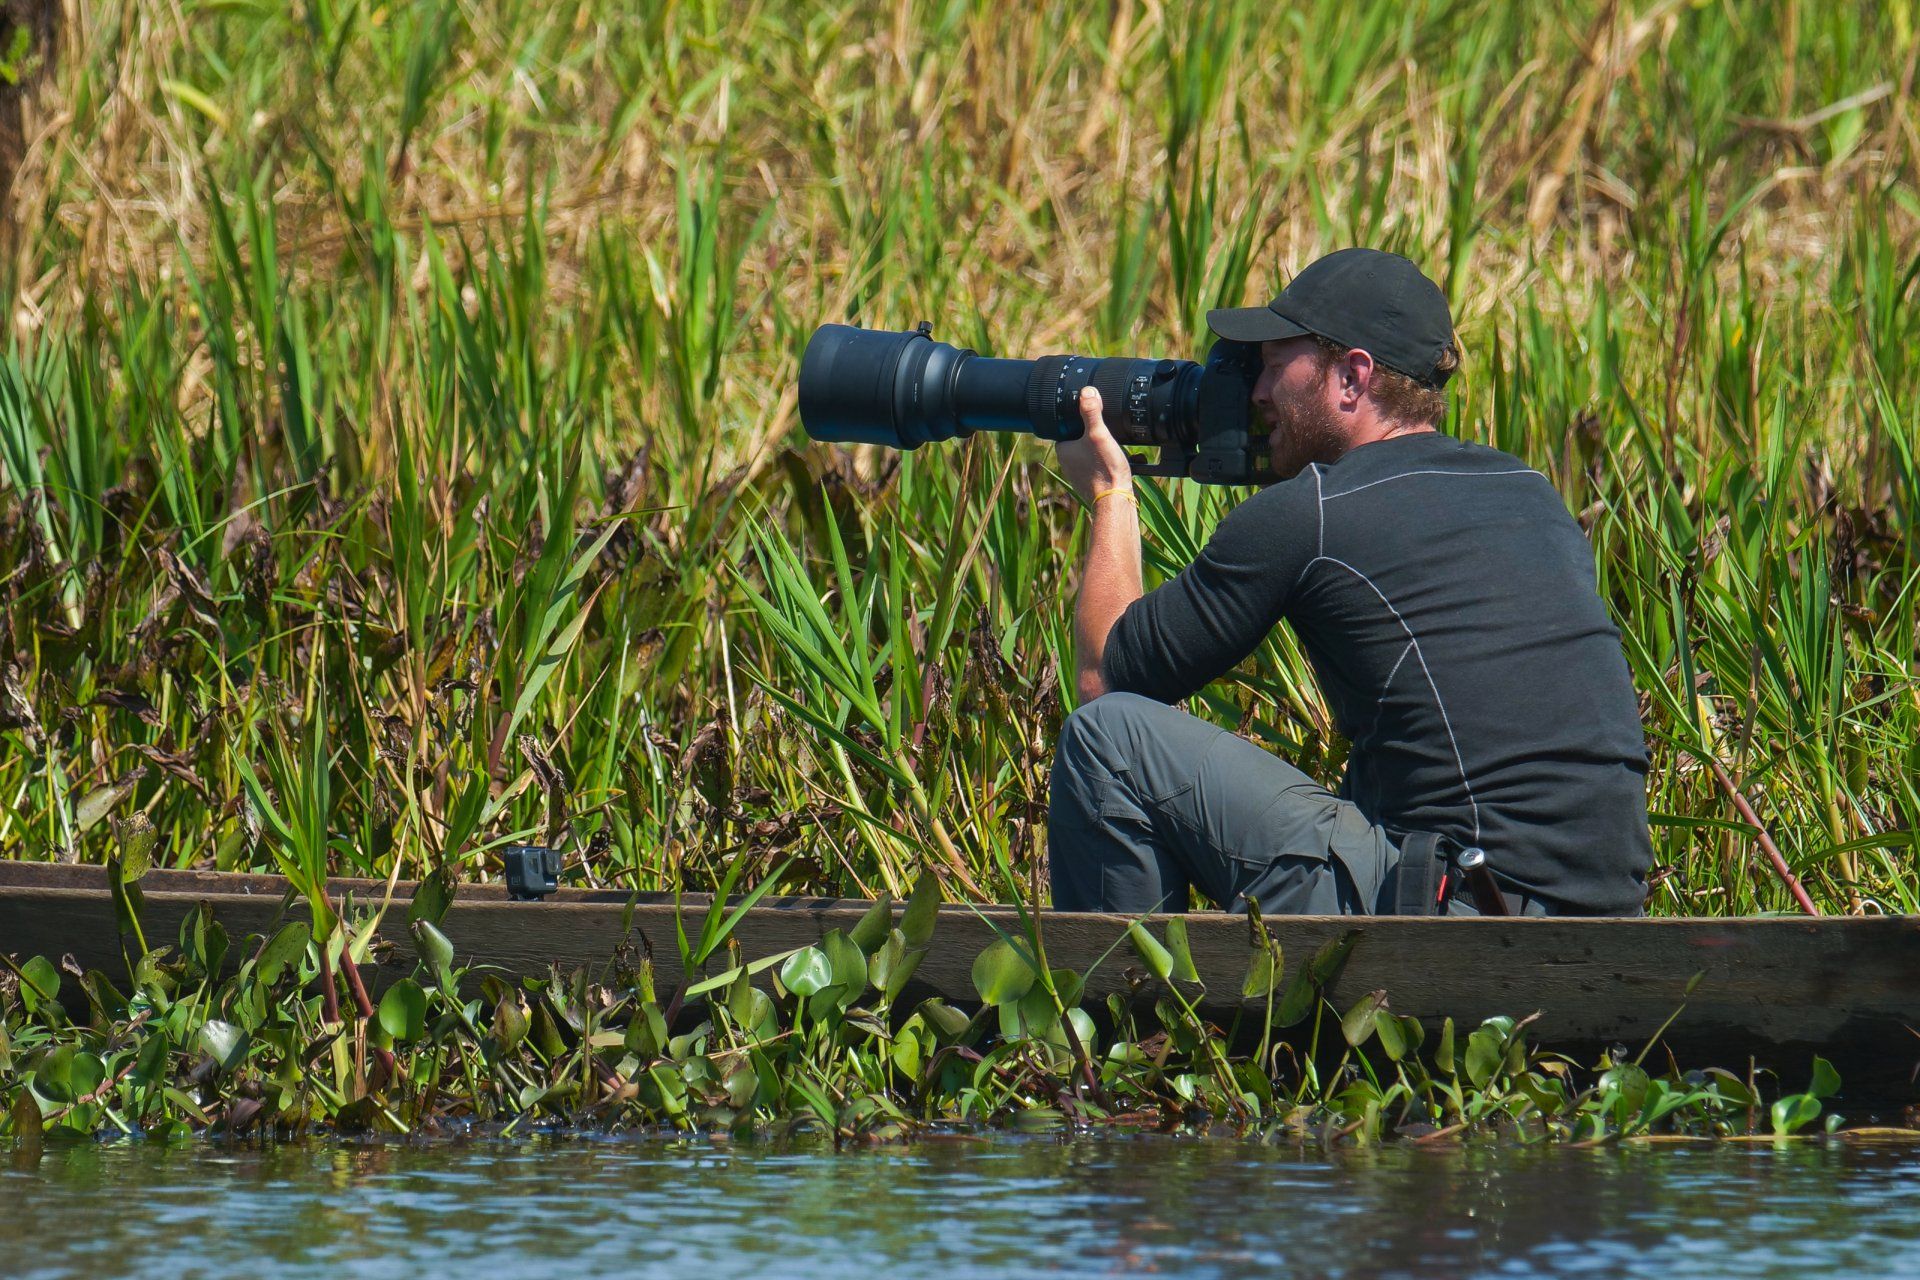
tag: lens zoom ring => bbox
[1091,360,1141,434]
[1027,355,1070,433]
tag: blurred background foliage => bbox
[0,0,1916,913]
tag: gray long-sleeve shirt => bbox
[1102,430,1653,915]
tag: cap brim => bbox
[1205,305,1311,343]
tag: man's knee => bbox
[1056,691,1163,767]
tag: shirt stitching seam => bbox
[1321,468,1546,501]
[1313,464,1325,556]
[1308,556,1482,842]
[1370,641,1415,746]
[1291,466,1326,595]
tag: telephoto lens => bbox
[798,322,1200,448]
[796,322,1269,486]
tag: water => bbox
[6,1135,1920,1279]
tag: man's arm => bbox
[1100,472,1320,705]
[1054,387,1139,703]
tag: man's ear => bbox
[1338,349,1375,410]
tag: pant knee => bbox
[1057,692,1157,762]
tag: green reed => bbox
[0,0,1916,915]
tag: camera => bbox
[797,323,1273,487]
[502,844,561,901]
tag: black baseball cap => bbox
[1206,248,1457,388]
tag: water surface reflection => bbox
[6,1135,1918,1278]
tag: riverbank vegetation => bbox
[1,883,1888,1146]
[0,0,1916,914]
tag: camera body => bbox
[502,844,562,901]
[797,323,1274,487]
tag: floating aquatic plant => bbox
[0,881,1874,1148]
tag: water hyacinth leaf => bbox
[1464,1024,1505,1087]
[1242,942,1282,999]
[378,979,428,1043]
[917,999,972,1041]
[1517,1070,1570,1116]
[1307,930,1361,986]
[1702,1067,1757,1107]
[779,945,833,997]
[256,921,310,986]
[412,919,456,976]
[870,929,926,1004]
[1640,1079,1700,1129]
[1065,1007,1097,1054]
[849,895,894,955]
[74,767,145,835]
[493,996,529,1051]
[1341,990,1388,1048]
[646,1064,688,1117]
[1399,1014,1426,1053]
[820,929,867,994]
[1162,917,1201,983]
[1375,1009,1408,1061]
[723,1060,758,1108]
[35,1046,105,1104]
[970,938,1036,1006]
[1772,1093,1823,1136]
[198,1020,248,1072]
[131,1032,171,1087]
[623,1002,666,1057]
[890,1030,922,1079]
[1435,1018,1456,1076]
[1274,968,1317,1028]
[1809,1056,1841,1100]
[1600,1063,1651,1117]
[530,1002,568,1059]
[899,873,941,948]
[1049,968,1085,1011]
[113,815,156,881]
[17,956,59,1016]
[1014,983,1060,1038]
[1126,922,1175,983]
[409,873,454,926]
[727,974,776,1039]
[182,904,229,980]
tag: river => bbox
[7,1134,1919,1277]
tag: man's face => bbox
[1253,336,1349,481]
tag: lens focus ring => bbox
[1091,359,1154,443]
[1027,355,1072,438]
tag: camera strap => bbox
[1389,830,1451,916]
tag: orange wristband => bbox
[1091,485,1136,505]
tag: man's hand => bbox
[1057,385,1143,704]
[1055,386,1133,503]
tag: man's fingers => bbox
[1078,386,1104,429]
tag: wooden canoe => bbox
[3,861,1916,1104]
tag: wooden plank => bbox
[0,859,706,906]
[4,872,1917,1100]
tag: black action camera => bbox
[502,844,561,901]
[797,323,1273,487]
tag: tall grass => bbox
[0,0,1916,915]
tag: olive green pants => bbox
[1046,692,1543,916]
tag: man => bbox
[1048,247,1653,917]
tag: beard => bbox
[1264,396,1348,481]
